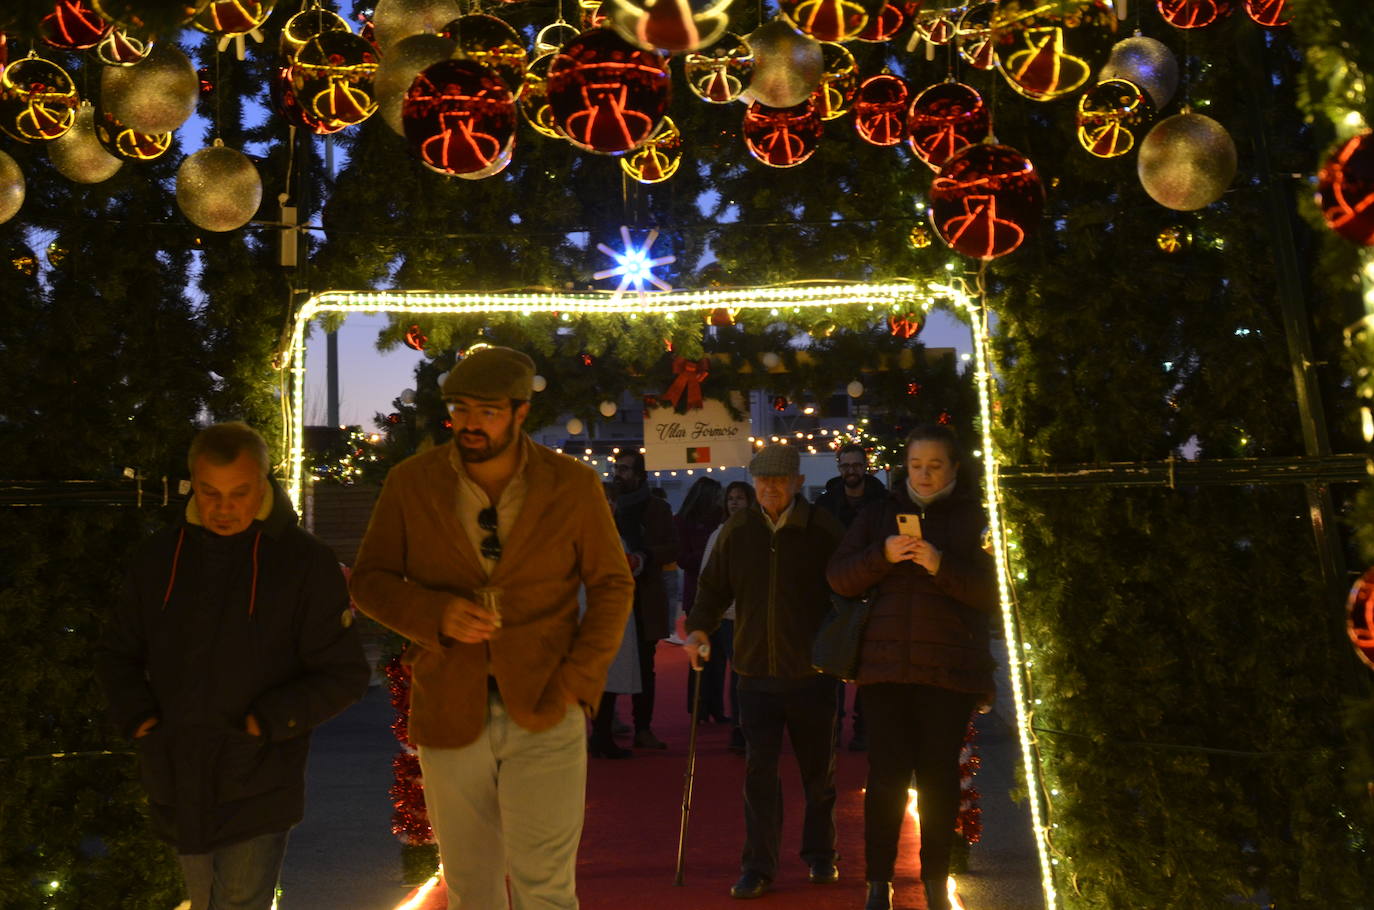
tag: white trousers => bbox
[419,692,587,909]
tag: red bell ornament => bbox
[930,143,1045,260]
[1345,567,1374,671]
[41,1,109,51]
[991,0,1118,102]
[1243,0,1289,26]
[853,74,908,147]
[93,104,172,160]
[810,42,856,121]
[442,14,527,93]
[194,0,276,36]
[403,59,516,177]
[954,1,994,70]
[0,56,79,143]
[1317,131,1374,247]
[778,0,884,43]
[906,81,988,173]
[1075,78,1155,159]
[855,0,921,43]
[608,0,732,53]
[1156,0,1235,28]
[546,28,670,156]
[291,31,380,130]
[684,32,754,104]
[621,115,682,183]
[742,99,823,168]
[910,13,954,46]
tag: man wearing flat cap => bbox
[685,443,846,900]
[350,345,634,909]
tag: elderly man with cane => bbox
[683,443,845,899]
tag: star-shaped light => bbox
[593,226,676,300]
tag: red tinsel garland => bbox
[385,654,434,846]
[956,719,983,844]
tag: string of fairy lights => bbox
[277,279,1061,910]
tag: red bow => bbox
[662,357,711,411]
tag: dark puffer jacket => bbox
[826,483,996,697]
[813,473,888,529]
[687,497,844,679]
[97,480,370,853]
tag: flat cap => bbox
[749,443,800,477]
[441,345,535,401]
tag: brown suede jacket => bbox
[826,483,996,697]
[350,435,634,748]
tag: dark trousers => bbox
[861,683,976,891]
[590,691,618,746]
[686,620,734,720]
[632,636,657,732]
[737,674,839,879]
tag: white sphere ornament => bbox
[0,150,24,225]
[176,141,263,232]
[761,351,782,369]
[566,417,584,435]
[1137,112,1237,211]
[400,388,417,404]
[1099,36,1179,111]
[372,0,464,52]
[101,41,199,134]
[745,19,823,109]
[531,374,548,392]
[374,32,456,136]
[49,103,123,184]
[846,379,864,398]
[599,399,618,418]
[435,371,449,388]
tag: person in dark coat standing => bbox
[813,442,888,752]
[685,444,846,900]
[612,450,680,749]
[98,422,371,910]
[826,424,996,910]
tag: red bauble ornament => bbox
[992,1,1118,101]
[194,0,275,36]
[1345,567,1374,671]
[272,64,347,135]
[937,410,952,424]
[441,14,527,92]
[742,100,823,168]
[854,73,908,147]
[0,56,78,143]
[906,81,988,173]
[955,1,995,70]
[93,105,172,160]
[906,381,922,395]
[1075,78,1156,159]
[1243,0,1289,26]
[403,59,516,178]
[889,314,922,338]
[292,31,380,130]
[41,1,109,51]
[779,0,884,43]
[772,395,788,412]
[403,324,428,351]
[1156,0,1235,28]
[930,143,1044,260]
[1317,131,1374,247]
[547,28,670,156]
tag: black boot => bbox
[863,881,892,910]
[923,878,952,910]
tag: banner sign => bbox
[643,394,753,470]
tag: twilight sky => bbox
[302,307,978,430]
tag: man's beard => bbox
[843,473,865,490]
[456,420,516,463]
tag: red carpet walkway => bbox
[576,642,931,910]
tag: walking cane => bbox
[673,641,709,885]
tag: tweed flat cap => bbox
[749,443,801,477]
[441,346,535,401]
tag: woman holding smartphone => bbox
[826,424,996,910]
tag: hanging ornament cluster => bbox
[1317,131,1374,247]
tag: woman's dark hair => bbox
[677,476,723,524]
[904,423,962,464]
[724,480,757,509]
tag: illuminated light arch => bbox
[279,282,1059,910]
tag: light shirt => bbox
[762,500,795,533]
[449,439,529,580]
[906,476,957,510]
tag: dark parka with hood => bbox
[97,479,371,854]
[826,481,997,698]
[813,473,887,529]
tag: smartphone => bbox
[896,513,922,538]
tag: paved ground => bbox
[278,641,1045,910]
